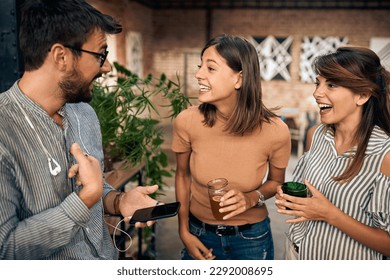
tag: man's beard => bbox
[59,67,98,103]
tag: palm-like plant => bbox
[90,62,191,188]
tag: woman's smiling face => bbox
[195,45,241,109]
[313,75,367,127]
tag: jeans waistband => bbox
[189,212,253,236]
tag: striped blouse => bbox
[288,123,390,260]
[0,82,117,259]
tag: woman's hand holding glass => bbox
[275,180,336,223]
[219,189,255,220]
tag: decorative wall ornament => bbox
[126,31,143,77]
[300,36,349,83]
[370,37,390,71]
[249,36,293,81]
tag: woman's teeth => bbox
[318,103,332,111]
[199,85,210,91]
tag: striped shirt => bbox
[287,124,390,259]
[0,82,117,259]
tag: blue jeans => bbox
[181,216,274,260]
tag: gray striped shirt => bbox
[0,82,118,259]
[288,124,390,259]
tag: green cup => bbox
[281,182,308,210]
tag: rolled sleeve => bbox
[367,173,390,233]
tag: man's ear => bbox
[49,44,68,70]
[235,71,242,90]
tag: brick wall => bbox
[87,1,390,148]
[88,1,390,103]
[150,8,390,111]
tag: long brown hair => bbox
[199,34,278,135]
[313,46,390,182]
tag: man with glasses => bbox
[0,0,158,259]
[64,45,109,68]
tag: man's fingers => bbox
[68,164,79,178]
[142,184,159,194]
[69,143,88,162]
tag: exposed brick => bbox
[87,0,390,150]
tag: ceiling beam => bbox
[131,0,390,10]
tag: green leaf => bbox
[90,62,188,190]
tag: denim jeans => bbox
[181,216,274,260]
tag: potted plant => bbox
[90,62,191,259]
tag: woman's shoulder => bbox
[267,116,290,133]
[174,105,202,128]
[381,150,390,177]
[380,134,390,177]
[176,105,200,119]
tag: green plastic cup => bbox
[282,182,308,210]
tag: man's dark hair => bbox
[19,0,122,70]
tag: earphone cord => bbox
[10,92,61,174]
[101,199,133,252]
[70,106,134,252]
[70,106,91,155]
[70,105,134,252]
[12,94,134,252]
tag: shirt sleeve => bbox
[292,124,324,183]
[291,156,307,184]
[367,173,390,234]
[0,156,90,259]
[268,118,291,168]
[171,108,192,153]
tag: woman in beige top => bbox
[172,34,291,260]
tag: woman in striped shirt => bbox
[276,46,390,259]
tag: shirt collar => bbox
[323,124,388,156]
[12,81,66,119]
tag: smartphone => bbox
[129,201,181,224]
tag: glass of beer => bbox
[207,178,230,220]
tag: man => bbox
[0,0,158,259]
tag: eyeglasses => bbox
[64,45,108,67]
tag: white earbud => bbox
[48,157,61,176]
[10,92,63,177]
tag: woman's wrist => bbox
[254,189,265,207]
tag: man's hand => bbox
[119,185,159,227]
[68,143,103,208]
